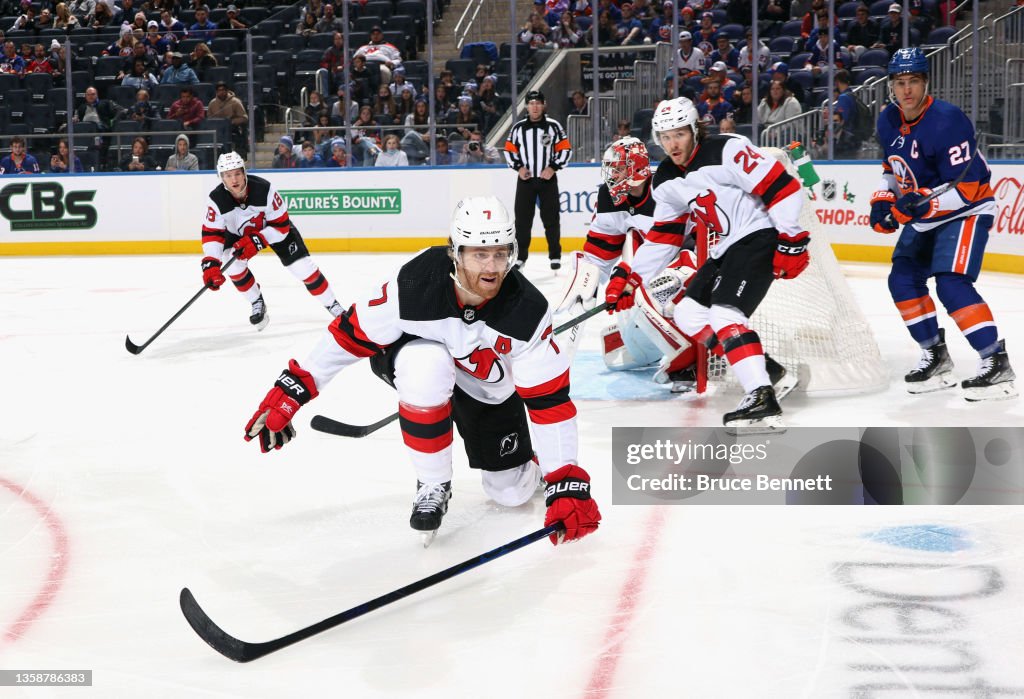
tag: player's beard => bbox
[456,264,505,303]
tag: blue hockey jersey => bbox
[876,96,995,231]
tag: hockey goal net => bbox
[697,147,888,396]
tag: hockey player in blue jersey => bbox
[869,48,1016,402]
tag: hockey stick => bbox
[125,249,244,355]
[882,149,978,229]
[180,521,564,662]
[310,302,614,438]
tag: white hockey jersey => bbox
[201,175,293,259]
[630,134,804,283]
[302,247,579,475]
[583,178,656,282]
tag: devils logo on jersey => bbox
[241,211,266,239]
[454,346,506,382]
[688,190,730,246]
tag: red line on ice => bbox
[0,477,70,643]
[583,507,667,698]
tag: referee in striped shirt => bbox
[503,90,573,270]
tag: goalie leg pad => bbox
[602,318,661,371]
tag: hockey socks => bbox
[398,401,454,484]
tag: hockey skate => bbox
[410,481,452,548]
[249,295,269,331]
[723,385,785,435]
[550,259,561,272]
[326,300,343,318]
[905,329,955,394]
[962,340,1018,402]
[765,354,798,401]
[667,367,696,393]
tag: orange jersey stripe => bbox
[553,138,571,152]
[895,295,936,322]
[953,217,976,274]
[950,302,994,331]
[955,180,994,203]
[503,141,519,153]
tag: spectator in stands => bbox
[331,84,359,124]
[432,84,452,119]
[27,44,54,74]
[695,11,717,55]
[312,113,335,157]
[402,97,431,151]
[449,95,480,140]
[457,130,502,165]
[649,1,677,42]
[129,11,148,34]
[551,11,585,48]
[875,4,907,55]
[11,4,38,32]
[1,40,25,75]
[761,0,792,24]
[315,3,343,34]
[611,118,631,143]
[50,138,84,173]
[395,84,417,123]
[189,6,217,42]
[799,0,825,39]
[703,61,737,99]
[321,31,345,89]
[769,61,805,104]
[846,4,879,61]
[207,81,248,155]
[159,9,187,41]
[54,3,79,30]
[47,40,67,80]
[143,22,173,59]
[324,138,347,167]
[631,0,654,20]
[35,7,54,31]
[738,28,771,73]
[718,116,737,133]
[348,54,375,103]
[389,66,412,97]
[354,26,404,84]
[908,0,935,39]
[709,34,739,70]
[73,86,117,131]
[304,90,327,126]
[804,21,846,76]
[106,27,137,58]
[127,88,159,131]
[373,84,400,125]
[296,140,324,168]
[675,31,705,79]
[788,0,811,21]
[730,84,755,124]
[121,57,159,90]
[594,0,622,22]
[433,135,453,165]
[300,0,324,23]
[696,79,732,124]
[828,69,860,149]
[615,2,646,45]
[218,4,250,41]
[167,84,205,129]
[0,136,41,175]
[519,11,552,47]
[375,134,409,167]
[437,69,455,90]
[351,105,383,165]
[477,76,501,136]
[273,136,297,168]
[189,43,218,81]
[296,11,318,38]
[568,90,588,116]
[595,11,619,46]
[165,133,199,170]
[120,136,157,171]
[160,51,199,84]
[67,0,95,25]
[91,1,114,29]
[757,79,801,124]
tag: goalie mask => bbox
[601,137,651,205]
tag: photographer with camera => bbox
[457,131,501,165]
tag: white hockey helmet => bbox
[217,151,246,175]
[450,196,517,273]
[652,97,700,141]
[601,136,651,205]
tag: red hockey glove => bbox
[772,230,811,280]
[544,464,601,545]
[891,188,939,226]
[234,232,267,261]
[201,256,225,290]
[869,190,898,233]
[245,359,319,453]
[605,263,642,313]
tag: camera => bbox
[468,142,480,152]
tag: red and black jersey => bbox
[201,175,294,258]
[302,247,578,475]
[632,134,803,283]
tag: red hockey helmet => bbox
[601,136,651,205]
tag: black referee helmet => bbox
[525,90,546,103]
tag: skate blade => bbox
[906,373,955,394]
[773,373,799,401]
[420,530,438,548]
[724,415,786,436]
[963,381,1018,402]
[252,315,270,332]
[670,381,696,394]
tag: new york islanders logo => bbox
[888,156,919,195]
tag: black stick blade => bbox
[310,412,398,438]
[180,588,269,663]
[125,335,144,355]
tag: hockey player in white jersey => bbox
[243,196,601,546]
[553,136,700,392]
[605,98,809,433]
[200,152,343,330]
